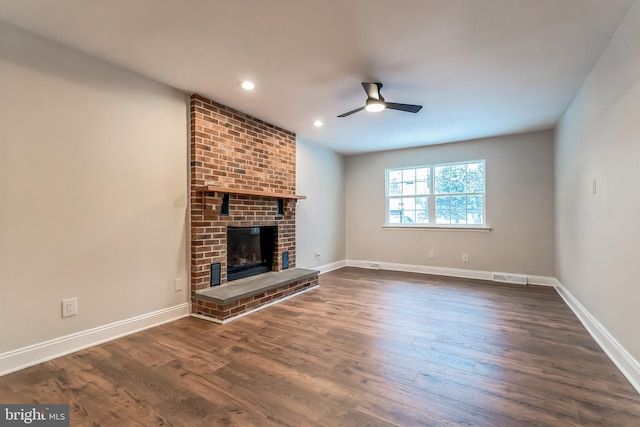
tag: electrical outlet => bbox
[428,250,434,259]
[62,298,78,318]
[314,251,321,259]
[462,253,469,263]
[174,278,183,291]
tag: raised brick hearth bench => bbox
[193,268,319,323]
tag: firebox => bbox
[226,226,276,281]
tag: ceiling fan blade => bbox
[362,82,383,100]
[385,102,423,113]
[337,106,365,118]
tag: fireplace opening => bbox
[227,226,276,282]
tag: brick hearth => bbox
[194,268,319,323]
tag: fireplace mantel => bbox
[197,186,306,200]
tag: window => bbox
[386,160,485,226]
[387,166,430,224]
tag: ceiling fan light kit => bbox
[338,82,422,118]
[365,98,386,112]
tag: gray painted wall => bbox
[555,2,640,361]
[0,22,189,352]
[296,137,346,269]
[345,131,555,276]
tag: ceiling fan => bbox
[337,82,422,118]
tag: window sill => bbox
[382,224,492,232]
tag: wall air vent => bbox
[492,273,528,285]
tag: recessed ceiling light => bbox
[241,81,255,91]
[313,120,324,127]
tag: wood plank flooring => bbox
[2,267,639,426]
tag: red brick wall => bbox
[189,94,298,311]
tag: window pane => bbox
[401,197,416,210]
[415,196,428,210]
[436,196,449,209]
[402,211,416,223]
[436,214,450,224]
[434,165,451,194]
[389,182,402,196]
[465,162,485,192]
[389,198,402,210]
[388,170,402,183]
[416,181,429,195]
[467,210,483,224]
[402,169,416,182]
[435,196,450,224]
[450,165,466,193]
[402,180,415,195]
[416,167,429,182]
[467,195,483,209]
[451,210,467,224]
[416,210,429,223]
[450,195,466,210]
[388,213,401,224]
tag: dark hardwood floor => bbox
[2,267,639,426]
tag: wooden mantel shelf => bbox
[197,186,306,200]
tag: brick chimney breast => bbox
[189,94,297,313]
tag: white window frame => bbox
[385,160,487,229]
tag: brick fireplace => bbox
[189,94,315,321]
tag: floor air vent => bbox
[492,273,528,285]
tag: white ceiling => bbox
[0,0,635,154]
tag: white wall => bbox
[0,22,189,353]
[345,131,555,276]
[555,2,640,362]
[296,137,345,271]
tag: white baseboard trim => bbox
[0,303,190,377]
[554,279,640,394]
[191,285,319,325]
[316,260,347,275]
[344,259,555,286]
